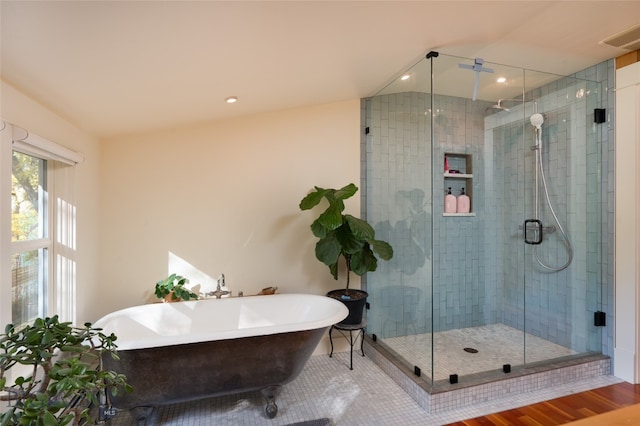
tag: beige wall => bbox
[97,99,361,320]
[1,80,102,325]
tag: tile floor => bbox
[105,350,621,426]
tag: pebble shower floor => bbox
[383,323,576,381]
[104,349,619,425]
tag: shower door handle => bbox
[523,219,543,245]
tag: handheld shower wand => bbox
[529,112,573,271]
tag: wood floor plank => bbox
[575,407,598,417]
[481,413,513,425]
[523,403,576,424]
[445,383,640,426]
[518,416,545,426]
[566,403,640,425]
[592,382,640,405]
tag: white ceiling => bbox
[1,1,639,140]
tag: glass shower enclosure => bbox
[363,52,603,389]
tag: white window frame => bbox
[1,121,83,330]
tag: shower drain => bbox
[463,347,478,353]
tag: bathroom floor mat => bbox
[285,418,331,426]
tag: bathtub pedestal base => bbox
[261,385,281,419]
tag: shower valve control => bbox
[523,219,544,245]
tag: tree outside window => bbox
[11,151,48,327]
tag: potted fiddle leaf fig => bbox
[154,273,198,302]
[299,183,393,324]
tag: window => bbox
[11,152,49,327]
[1,121,83,329]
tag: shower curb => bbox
[363,335,611,414]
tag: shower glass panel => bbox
[363,57,434,381]
[363,52,602,389]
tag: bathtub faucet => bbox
[207,274,229,299]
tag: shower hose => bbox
[533,126,573,272]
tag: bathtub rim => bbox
[93,293,348,351]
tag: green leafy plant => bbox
[0,315,131,426]
[154,273,198,302]
[299,183,393,293]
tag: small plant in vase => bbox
[154,273,198,302]
[299,183,393,324]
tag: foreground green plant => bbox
[0,315,131,426]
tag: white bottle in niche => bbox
[444,187,457,213]
[457,187,470,213]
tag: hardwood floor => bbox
[446,382,640,425]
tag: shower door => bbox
[518,74,604,363]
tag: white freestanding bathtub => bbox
[94,293,348,420]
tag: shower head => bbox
[486,99,510,112]
[530,113,544,130]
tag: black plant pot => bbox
[327,289,368,325]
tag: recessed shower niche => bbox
[443,153,473,216]
[362,51,608,412]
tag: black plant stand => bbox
[329,320,366,370]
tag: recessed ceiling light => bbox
[400,74,411,81]
[496,77,507,84]
[225,96,238,104]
